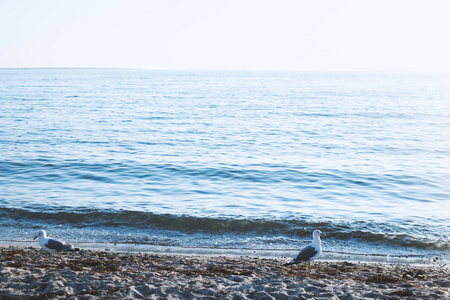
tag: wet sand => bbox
[1,246,449,299]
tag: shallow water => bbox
[0,69,449,259]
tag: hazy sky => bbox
[1,0,449,72]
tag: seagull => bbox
[285,229,326,273]
[33,230,79,254]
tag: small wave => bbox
[1,160,432,189]
[0,207,447,251]
[0,158,439,180]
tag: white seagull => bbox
[285,229,326,273]
[33,230,79,253]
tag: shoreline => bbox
[0,240,445,266]
[1,246,449,299]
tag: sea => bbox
[1,68,449,263]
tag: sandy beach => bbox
[0,246,448,299]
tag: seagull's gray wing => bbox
[45,238,74,252]
[290,245,318,264]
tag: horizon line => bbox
[0,67,448,75]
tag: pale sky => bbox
[1,0,449,72]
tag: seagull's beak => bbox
[33,236,38,240]
[321,233,326,237]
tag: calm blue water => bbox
[1,69,449,259]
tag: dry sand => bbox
[0,246,449,299]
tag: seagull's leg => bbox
[307,262,311,274]
[58,252,68,265]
